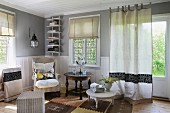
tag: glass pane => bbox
[73,39,85,63]
[86,38,97,64]
[152,21,166,77]
[0,37,7,64]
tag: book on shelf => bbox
[47,37,59,40]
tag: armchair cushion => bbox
[35,79,59,88]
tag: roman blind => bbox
[69,15,99,39]
[0,11,15,37]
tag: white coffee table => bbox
[86,89,116,108]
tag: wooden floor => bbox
[0,99,170,113]
[133,100,170,113]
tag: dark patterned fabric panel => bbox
[3,71,22,82]
[109,73,152,83]
[109,73,125,80]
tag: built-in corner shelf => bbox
[46,16,62,56]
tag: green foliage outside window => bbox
[0,38,7,64]
[73,38,97,65]
[152,33,165,77]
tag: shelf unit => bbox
[46,16,62,56]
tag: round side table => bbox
[86,89,116,108]
[64,72,93,100]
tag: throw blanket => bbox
[2,68,23,102]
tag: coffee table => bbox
[86,89,116,108]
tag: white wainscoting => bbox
[16,56,37,90]
[16,56,110,89]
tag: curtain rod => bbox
[111,2,151,12]
[0,8,15,15]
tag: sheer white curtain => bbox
[110,6,152,102]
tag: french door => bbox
[152,14,170,99]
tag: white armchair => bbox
[32,57,61,95]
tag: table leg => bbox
[95,98,98,108]
[65,77,69,96]
[75,80,78,92]
[88,95,90,101]
[88,79,91,89]
[112,97,114,105]
[80,80,82,100]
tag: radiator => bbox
[2,68,23,102]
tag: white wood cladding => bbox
[1,0,169,17]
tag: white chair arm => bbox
[55,73,61,80]
[32,73,37,86]
[32,72,37,80]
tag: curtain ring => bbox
[141,3,143,9]
[117,6,119,12]
[128,5,130,11]
[122,6,124,11]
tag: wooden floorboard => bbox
[133,100,170,113]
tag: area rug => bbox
[45,96,132,113]
[107,99,132,113]
[51,96,87,107]
[45,102,76,113]
[79,99,111,113]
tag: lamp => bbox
[29,28,38,48]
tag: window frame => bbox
[69,14,100,67]
[152,14,170,79]
[0,8,16,68]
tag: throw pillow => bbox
[37,72,44,80]
[33,62,54,73]
[44,72,55,79]
[44,62,54,73]
[34,63,45,72]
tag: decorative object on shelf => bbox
[99,76,118,91]
[76,56,86,75]
[29,28,38,48]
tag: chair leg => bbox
[58,91,61,97]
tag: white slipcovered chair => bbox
[32,57,60,95]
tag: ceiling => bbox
[0,0,169,17]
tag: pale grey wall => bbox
[59,1,170,57]
[0,4,45,57]
[152,1,170,15]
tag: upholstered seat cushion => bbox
[35,79,59,88]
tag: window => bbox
[0,9,15,68]
[152,17,167,77]
[69,15,100,67]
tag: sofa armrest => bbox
[55,73,61,80]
